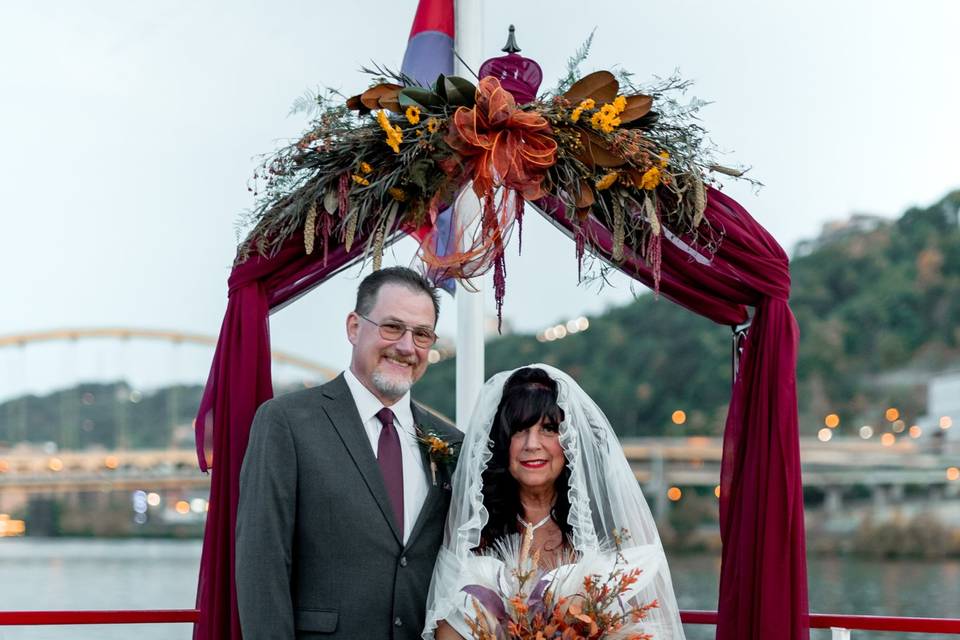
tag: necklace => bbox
[516,513,552,532]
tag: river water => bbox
[0,539,957,639]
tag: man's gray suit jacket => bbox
[236,374,462,639]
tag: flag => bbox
[401,0,457,294]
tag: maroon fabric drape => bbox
[192,228,404,640]
[533,187,809,640]
[195,186,806,640]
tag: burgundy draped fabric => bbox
[533,187,809,640]
[192,228,404,639]
[195,186,806,640]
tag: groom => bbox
[236,266,462,639]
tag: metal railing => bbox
[1,609,959,637]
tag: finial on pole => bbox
[501,25,521,53]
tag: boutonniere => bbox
[414,425,459,486]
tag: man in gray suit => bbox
[236,267,462,639]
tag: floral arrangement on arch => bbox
[239,43,749,315]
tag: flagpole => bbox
[454,0,485,429]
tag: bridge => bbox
[1,327,958,533]
[2,437,957,499]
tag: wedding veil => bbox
[422,363,686,639]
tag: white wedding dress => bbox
[422,364,686,639]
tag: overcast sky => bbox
[1,0,958,399]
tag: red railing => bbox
[1,609,959,634]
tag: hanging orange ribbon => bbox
[419,77,557,286]
[445,76,557,200]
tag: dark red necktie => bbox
[375,407,404,536]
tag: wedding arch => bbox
[192,19,808,640]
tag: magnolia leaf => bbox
[346,94,370,115]
[443,75,477,107]
[360,83,403,111]
[575,179,595,207]
[618,94,653,123]
[433,74,448,101]
[378,94,402,113]
[399,87,444,111]
[564,70,618,104]
[575,131,627,168]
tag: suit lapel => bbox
[404,404,442,549]
[321,374,402,545]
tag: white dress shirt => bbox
[343,368,428,545]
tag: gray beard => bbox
[371,369,413,399]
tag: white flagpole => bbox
[454,0,485,430]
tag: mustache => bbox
[382,350,418,366]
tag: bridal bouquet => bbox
[461,529,660,640]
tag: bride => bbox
[423,364,686,639]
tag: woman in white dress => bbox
[423,364,686,639]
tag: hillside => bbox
[2,190,958,447]
[416,189,960,436]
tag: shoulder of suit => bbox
[412,401,463,442]
[260,378,339,414]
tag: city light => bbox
[0,514,26,537]
[47,457,63,472]
[667,487,682,501]
[940,416,953,430]
[909,425,922,439]
[671,410,687,425]
[104,455,119,470]
[536,316,590,342]
[947,467,960,482]
[892,420,906,433]
[175,501,190,515]
[714,485,721,498]
[824,414,840,428]
[859,425,874,439]
[190,498,207,513]
[880,433,895,447]
[132,491,148,515]
[146,492,161,507]
[817,428,832,442]
[0,460,8,473]
[885,407,900,422]
[427,349,441,364]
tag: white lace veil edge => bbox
[422,364,686,639]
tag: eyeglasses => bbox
[357,313,438,348]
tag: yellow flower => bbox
[405,105,421,125]
[351,174,370,186]
[570,107,583,123]
[578,98,596,110]
[359,161,373,174]
[640,167,661,190]
[427,436,448,454]
[600,103,618,118]
[658,151,670,168]
[590,110,620,134]
[387,187,407,202]
[612,95,627,113]
[595,171,618,190]
[425,117,440,134]
[376,110,403,153]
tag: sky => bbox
[1,0,958,399]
